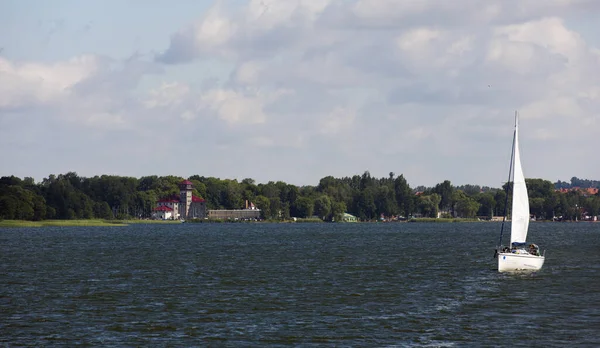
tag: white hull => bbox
[498,252,544,272]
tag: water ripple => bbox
[1,223,599,346]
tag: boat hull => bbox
[498,252,544,272]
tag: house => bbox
[208,200,261,220]
[555,187,599,196]
[153,205,174,220]
[342,213,358,222]
[153,180,207,219]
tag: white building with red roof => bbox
[153,180,207,220]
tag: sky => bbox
[1,0,599,188]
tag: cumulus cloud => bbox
[2,0,599,186]
[0,53,164,129]
[0,55,99,108]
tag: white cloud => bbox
[0,55,99,108]
[2,0,600,186]
[396,28,441,53]
[319,106,356,135]
[144,82,191,109]
[233,60,263,85]
[246,0,331,28]
[201,88,267,125]
[194,4,238,47]
[493,17,586,64]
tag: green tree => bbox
[254,195,270,220]
[0,196,18,219]
[394,175,414,218]
[583,196,600,218]
[529,197,545,220]
[476,192,496,218]
[418,194,441,218]
[452,191,481,218]
[433,180,454,211]
[494,190,507,217]
[293,196,314,218]
[375,185,397,218]
[269,196,282,219]
[354,188,376,220]
[331,201,347,222]
[94,201,113,219]
[225,180,243,209]
[543,191,560,220]
[314,195,332,220]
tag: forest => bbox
[0,172,599,222]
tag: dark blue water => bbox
[1,222,599,347]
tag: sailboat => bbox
[495,111,545,272]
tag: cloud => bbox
[2,0,600,186]
[0,53,165,128]
[0,55,99,108]
[156,0,335,64]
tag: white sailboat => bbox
[495,112,545,272]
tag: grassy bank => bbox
[0,219,187,228]
[294,218,325,223]
[0,219,128,228]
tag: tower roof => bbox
[153,206,173,211]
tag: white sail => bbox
[510,115,529,244]
[497,112,544,273]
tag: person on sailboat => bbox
[529,244,540,256]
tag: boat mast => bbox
[496,111,517,255]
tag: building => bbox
[342,213,358,222]
[153,205,175,220]
[152,180,207,220]
[555,187,599,196]
[208,200,261,220]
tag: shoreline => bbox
[1,218,594,228]
[0,219,182,228]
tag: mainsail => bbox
[510,115,529,244]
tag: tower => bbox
[179,180,193,219]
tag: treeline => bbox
[1,172,599,222]
[554,177,600,189]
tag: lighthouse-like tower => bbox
[179,180,193,219]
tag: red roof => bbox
[157,194,205,203]
[555,187,599,196]
[153,206,173,211]
[192,195,205,202]
[157,195,180,203]
[180,180,193,185]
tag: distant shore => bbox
[0,219,181,228]
[1,217,593,228]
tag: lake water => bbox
[1,222,599,347]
